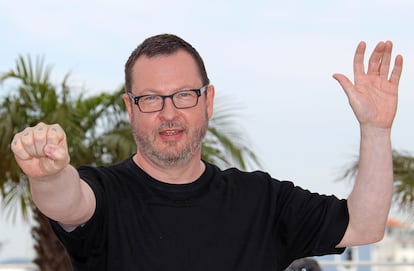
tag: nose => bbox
[159,96,179,119]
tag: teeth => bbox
[164,130,177,136]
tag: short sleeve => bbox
[273,181,349,266]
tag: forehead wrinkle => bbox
[131,51,203,95]
[133,85,202,96]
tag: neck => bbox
[133,152,205,184]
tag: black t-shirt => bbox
[50,157,348,271]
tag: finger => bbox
[33,123,48,156]
[354,41,367,78]
[46,124,66,146]
[20,127,37,157]
[11,134,31,160]
[378,41,393,79]
[45,124,69,164]
[367,41,385,76]
[389,54,404,86]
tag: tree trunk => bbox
[31,207,72,271]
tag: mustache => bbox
[157,121,186,131]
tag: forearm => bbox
[346,126,393,244]
[29,164,95,227]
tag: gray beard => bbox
[132,118,208,168]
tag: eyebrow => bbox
[135,86,199,95]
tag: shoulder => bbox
[219,166,295,189]
[212,164,343,204]
[76,156,142,193]
[219,166,272,182]
[210,164,298,198]
[78,156,135,178]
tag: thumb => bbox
[44,144,70,168]
[333,73,354,95]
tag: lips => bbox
[160,129,181,136]
[157,121,185,140]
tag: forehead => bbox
[131,50,202,92]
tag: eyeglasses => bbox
[128,85,208,113]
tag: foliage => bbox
[391,151,414,212]
[202,97,260,170]
[0,55,129,219]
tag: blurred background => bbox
[1,0,413,268]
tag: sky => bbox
[0,0,413,262]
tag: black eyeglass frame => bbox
[127,85,208,113]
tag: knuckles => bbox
[11,123,66,157]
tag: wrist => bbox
[360,124,391,139]
[29,164,74,183]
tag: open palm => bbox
[333,41,403,129]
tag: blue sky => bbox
[1,0,413,261]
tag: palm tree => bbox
[391,151,414,212]
[341,150,414,214]
[0,55,261,270]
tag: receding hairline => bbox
[124,34,210,93]
[128,49,205,91]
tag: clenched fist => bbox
[11,122,70,179]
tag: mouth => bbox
[160,129,181,136]
[158,128,184,142]
[157,121,185,141]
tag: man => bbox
[11,34,403,270]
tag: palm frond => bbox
[339,150,414,213]
[203,94,261,170]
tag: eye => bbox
[141,95,161,103]
[176,91,195,99]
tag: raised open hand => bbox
[11,123,70,179]
[333,41,403,130]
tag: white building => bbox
[317,218,414,271]
[371,218,414,271]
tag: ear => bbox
[205,85,215,120]
[123,93,134,123]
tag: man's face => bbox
[123,50,214,168]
